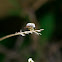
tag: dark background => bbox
[0,0,62,62]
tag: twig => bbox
[0,29,44,41]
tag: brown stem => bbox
[0,34,18,41]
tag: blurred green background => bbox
[0,0,62,62]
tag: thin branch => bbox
[0,29,44,41]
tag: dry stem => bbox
[0,29,44,41]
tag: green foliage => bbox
[39,12,55,44]
[0,53,5,62]
[9,0,20,7]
